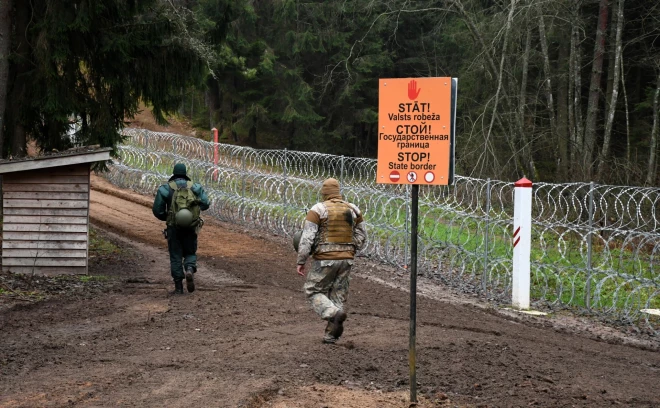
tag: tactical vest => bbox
[315,199,354,254]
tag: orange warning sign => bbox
[376,78,456,185]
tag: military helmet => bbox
[293,230,303,252]
[175,208,194,227]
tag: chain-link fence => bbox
[105,128,660,333]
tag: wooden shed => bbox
[0,147,112,275]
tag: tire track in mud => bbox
[86,177,660,407]
[1,176,659,407]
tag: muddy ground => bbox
[1,176,659,408]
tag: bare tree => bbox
[538,12,559,165]
[568,1,586,179]
[0,0,12,155]
[596,0,625,180]
[583,0,610,179]
[518,26,538,180]
[619,52,631,175]
[483,0,519,173]
[6,0,30,158]
[646,69,660,186]
[556,24,570,180]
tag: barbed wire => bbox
[106,128,660,333]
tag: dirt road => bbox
[1,176,659,407]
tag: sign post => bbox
[409,183,419,402]
[376,77,457,403]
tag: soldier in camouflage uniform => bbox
[296,178,367,344]
[152,163,210,294]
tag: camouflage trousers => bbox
[303,259,353,320]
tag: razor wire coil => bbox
[104,128,660,334]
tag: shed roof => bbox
[0,146,112,175]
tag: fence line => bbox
[105,128,660,333]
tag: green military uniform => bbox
[152,163,210,293]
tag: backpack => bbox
[167,180,201,228]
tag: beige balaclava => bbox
[321,178,342,201]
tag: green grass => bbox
[89,228,122,257]
[117,137,660,317]
[78,275,110,282]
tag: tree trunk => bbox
[538,13,559,174]
[8,0,31,158]
[646,70,660,186]
[484,0,518,170]
[518,28,530,133]
[0,0,12,156]
[569,1,586,181]
[453,0,526,176]
[207,78,221,128]
[573,24,585,172]
[190,90,194,118]
[451,0,499,79]
[620,53,631,177]
[518,27,538,180]
[582,0,610,180]
[248,115,257,147]
[568,23,577,174]
[597,0,624,181]
[178,87,184,116]
[604,3,618,112]
[356,123,363,157]
[556,29,570,180]
[367,124,374,156]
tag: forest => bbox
[1,0,659,185]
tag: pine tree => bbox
[2,0,212,157]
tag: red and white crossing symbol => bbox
[389,171,400,182]
[424,171,435,183]
[407,171,417,183]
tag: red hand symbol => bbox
[408,80,421,100]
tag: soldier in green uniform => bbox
[153,163,210,294]
[296,178,367,343]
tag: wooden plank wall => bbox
[2,164,90,275]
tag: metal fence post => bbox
[283,148,288,205]
[585,181,595,309]
[212,128,219,181]
[241,151,246,199]
[143,129,149,155]
[340,155,345,193]
[482,178,491,292]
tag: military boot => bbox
[329,311,347,340]
[173,280,184,295]
[185,266,195,293]
[322,321,336,344]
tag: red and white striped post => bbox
[212,127,219,181]
[512,177,532,309]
